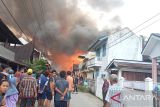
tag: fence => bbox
[123,80,145,90]
[87,79,96,94]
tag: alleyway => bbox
[70,92,103,107]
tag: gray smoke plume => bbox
[0,0,123,65]
[87,0,124,12]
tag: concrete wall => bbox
[0,45,15,61]
[95,77,104,99]
[88,79,96,94]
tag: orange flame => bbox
[52,50,86,71]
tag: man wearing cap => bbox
[19,69,37,107]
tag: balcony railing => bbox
[87,57,102,67]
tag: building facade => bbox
[80,28,143,99]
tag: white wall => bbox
[95,77,104,99]
[95,28,143,99]
[107,28,143,63]
[87,72,94,79]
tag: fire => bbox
[52,50,86,71]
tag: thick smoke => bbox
[0,0,123,68]
[87,0,124,12]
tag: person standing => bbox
[105,74,123,107]
[54,71,69,107]
[102,77,109,107]
[73,75,79,94]
[0,73,9,107]
[66,71,74,107]
[0,64,9,77]
[5,69,19,107]
[37,72,48,107]
[79,75,84,85]
[19,69,37,107]
[44,71,55,107]
[0,79,9,107]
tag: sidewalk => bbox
[70,92,103,107]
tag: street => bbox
[32,92,103,107]
[70,92,103,107]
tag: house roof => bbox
[6,41,34,63]
[87,27,135,51]
[0,19,22,44]
[142,33,160,58]
[106,59,160,73]
[87,35,108,51]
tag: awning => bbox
[142,33,160,58]
[106,59,160,73]
[0,19,22,44]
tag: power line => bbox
[40,0,45,23]
[1,0,30,41]
[132,13,160,30]
[28,0,53,55]
[21,0,39,36]
[107,16,160,49]
[108,12,160,45]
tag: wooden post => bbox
[152,58,157,83]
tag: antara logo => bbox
[111,92,121,103]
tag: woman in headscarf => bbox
[5,69,19,107]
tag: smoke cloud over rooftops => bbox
[0,0,123,70]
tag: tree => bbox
[28,59,47,73]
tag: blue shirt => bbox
[54,78,69,101]
[39,74,48,91]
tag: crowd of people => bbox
[0,63,84,107]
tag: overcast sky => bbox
[79,0,160,38]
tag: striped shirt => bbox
[19,76,37,98]
[105,84,123,107]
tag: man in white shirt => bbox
[105,74,123,107]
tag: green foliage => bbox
[28,59,47,73]
[78,85,89,93]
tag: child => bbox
[0,80,9,107]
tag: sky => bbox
[78,0,160,38]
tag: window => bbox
[102,44,106,57]
[96,48,100,57]
[101,74,106,79]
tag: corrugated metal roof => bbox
[0,19,22,44]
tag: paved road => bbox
[70,92,103,107]
[18,92,103,107]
